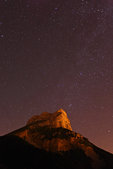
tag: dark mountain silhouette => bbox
[0,109,113,169]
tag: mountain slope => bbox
[0,109,113,169]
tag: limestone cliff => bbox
[15,109,73,151]
[27,109,72,131]
[12,109,103,168]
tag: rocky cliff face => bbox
[5,109,113,169]
[15,109,73,151]
[10,110,102,167]
[13,109,102,168]
[27,109,72,131]
[1,109,113,169]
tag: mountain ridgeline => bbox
[0,109,113,169]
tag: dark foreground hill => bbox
[0,109,113,169]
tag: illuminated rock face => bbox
[15,110,96,154]
[16,109,74,152]
[16,109,89,153]
[14,109,102,167]
[27,109,72,131]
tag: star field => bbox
[0,0,113,153]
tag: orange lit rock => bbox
[9,109,106,168]
[27,109,72,131]
[14,108,99,164]
[15,109,74,152]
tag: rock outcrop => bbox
[6,109,108,168]
[15,109,74,151]
[1,111,113,169]
[27,109,72,131]
[13,109,102,167]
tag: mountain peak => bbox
[10,109,112,169]
[2,110,113,169]
[27,109,72,131]
[56,108,67,114]
[14,109,74,152]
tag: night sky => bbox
[0,0,113,153]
